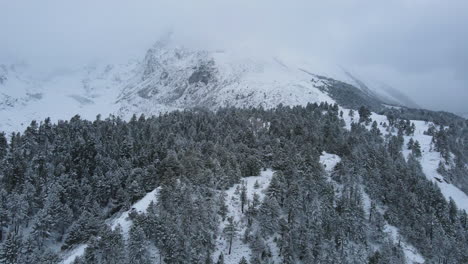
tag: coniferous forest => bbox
[0,103,467,264]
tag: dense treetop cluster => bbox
[0,103,466,263]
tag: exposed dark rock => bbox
[137,87,159,99]
[27,93,43,100]
[69,95,94,105]
[188,61,215,85]
[142,49,158,81]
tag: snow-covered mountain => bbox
[457,112,468,119]
[340,69,420,109]
[1,37,410,134]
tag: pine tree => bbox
[101,225,126,264]
[258,197,281,235]
[412,140,422,157]
[370,121,381,136]
[358,106,372,124]
[7,192,28,234]
[266,172,285,205]
[251,193,260,211]
[128,179,145,203]
[216,253,225,264]
[0,232,22,264]
[349,109,355,121]
[253,180,260,189]
[407,138,415,150]
[0,132,7,160]
[218,191,228,220]
[128,225,151,264]
[240,182,247,213]
[223,217,238,255]
[17,236,43,264]
[36,249,60,264]
[238,256,248,264]
[250,231,267,264]
[30,208,51,245]
[43,185,73,240]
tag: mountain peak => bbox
[0,40,419,133]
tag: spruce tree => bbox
[223,217,238,255]
[412,140,422,157]
[128,225,151,264]
[238,256,248,264]
[240,182,247,213]
[0,232,22,264]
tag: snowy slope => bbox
[360,190,425,264]
[320,152,425,264]
[110,187,161,238]
[0,62,137,133]
[341,69,419,109]
[116,41,335,118]
[213,169,275,264]
[60,187,161,264]
[344,112,468,212]
[402,120,468,212]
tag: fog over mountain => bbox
[1,0,467,114]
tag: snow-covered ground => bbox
[361,190,425,264]
[339,107,359,130]
[343,110,468,213]
[320,152,341,174]
[212,169,274,264]
[60,244,88,264]
[0,62,137,133]
[59,187,161,264]
[320,151,425,264]
[401,120,468,212]
[110,187,161,238]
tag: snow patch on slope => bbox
[60,244,88,264]
[60,187,161,264]
[356,112,468,212]
[110,187,161,238]
[320,152,341,183]
[320,152,341,173]
[402,121,468,212]
[361,191,425,264]
[320,151,425,264]
[213,169,274,264]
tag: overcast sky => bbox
[1,0,467,114]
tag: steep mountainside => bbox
[0,38,403,134]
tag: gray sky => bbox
[1,0,467,114]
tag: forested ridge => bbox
[0,103,467,264]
